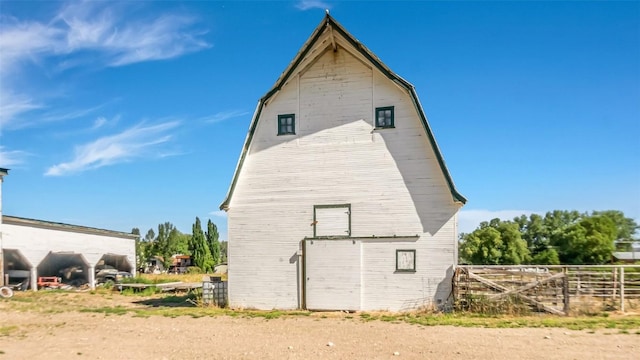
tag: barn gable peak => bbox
[220,14,466,210]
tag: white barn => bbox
[0,169,136,291]
[220,14,466,312]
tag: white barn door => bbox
[304,239,361,311]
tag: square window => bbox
[278,114,296,135]
[396,249,416,272]
[375,106,394,128]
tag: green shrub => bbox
[121,276,154,284]
[187,266,203,274]
[455,294,531,316]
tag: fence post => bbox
[620,267,625,313]
[563,267,570,315]
[612,267,617,299]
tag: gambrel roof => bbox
[220,13,466,210]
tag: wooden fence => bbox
[453,265,640,315]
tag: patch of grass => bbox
[0,326,18,337]
[79,306,129,316]
[138,272,227,284]
[380,315,397,322]
[4,290,640,332]
[121,276,155,285]
[241,310,285,320]
[356,311,640,331]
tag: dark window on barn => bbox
[278,114,296,135]
[375,106,394,128]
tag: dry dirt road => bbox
[0,293,637,360]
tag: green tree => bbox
[206,219,221,265]
[190,217,214,272]
[553,215,617,264]
[167,228,190,257]
[460,219,530,265]
[220,241,228,263]
[530,248,560,265]
[153,222,177,268]
[514,213,549,255]
[467,209,634,265]
[144,228,155,243]
[514,210,588,264]
[592,210,639,250]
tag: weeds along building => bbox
[220,14,466,312]
[0,168,136,290]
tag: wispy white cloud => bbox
[40,103,107,124]
[458,209,540,234]
[200,110,250,124]
[0,2,210,130]
[295,0,332,11]
[55,2,210,66]
[0,2,210,71]
[209,210,227,218]
[0,147,29,168]
[92,116,108,129]
[0,90,43,130]
[90,114,121,130]
[1,98,112,131]
[0,19,63,76]
[45,121,180,176]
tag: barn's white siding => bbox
[224,15,464,311]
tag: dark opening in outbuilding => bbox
[96,254,133,273]
[3,248,32,289]
[37,251,90,286]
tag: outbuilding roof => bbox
[220,13,466,210]
[2,215,138,240]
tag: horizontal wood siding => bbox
[228,43,459,310]
[360,216,457,312]
[227,205,305,310]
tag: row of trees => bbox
[459,210,639,265]
[132,217,226,273]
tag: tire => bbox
[0,286,14,298]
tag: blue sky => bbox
[1,1,638,238]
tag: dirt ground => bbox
[0,293,638,360]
